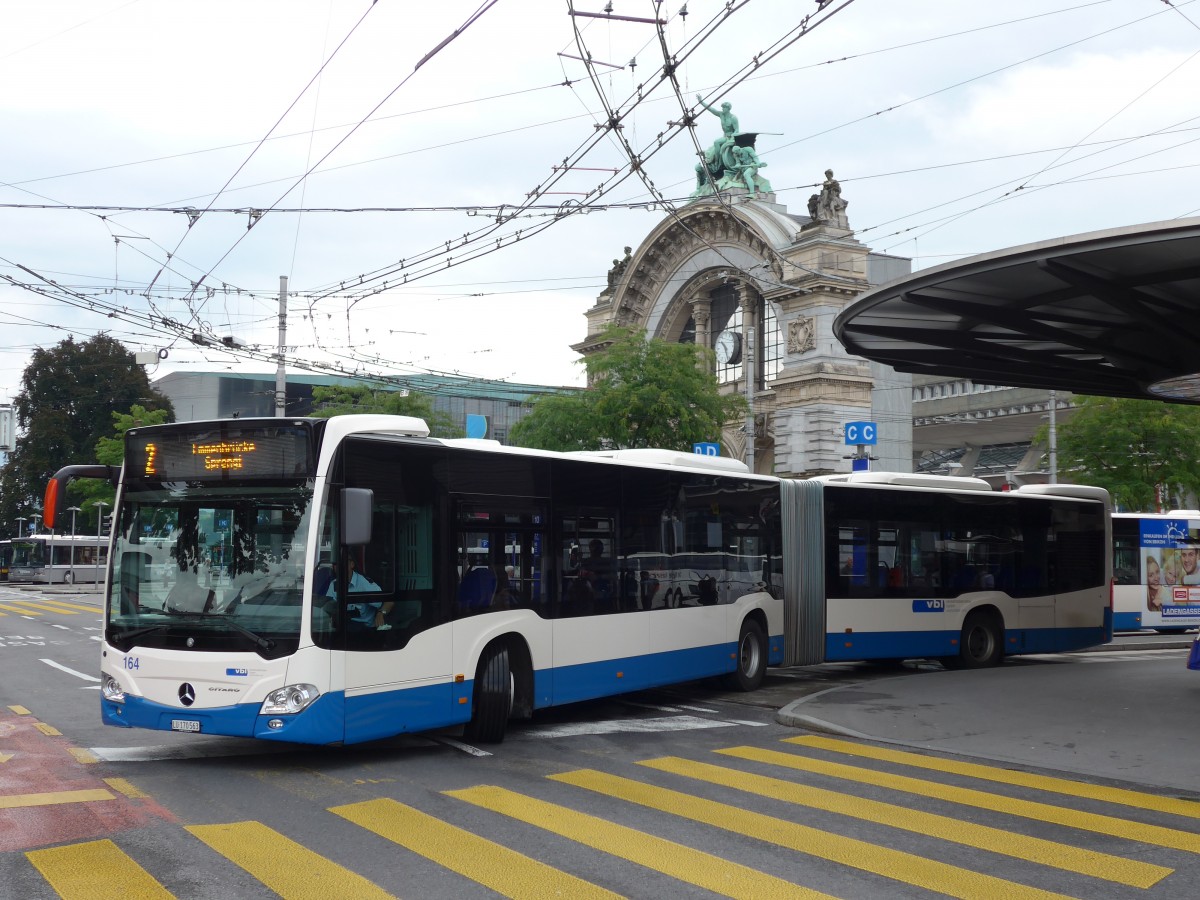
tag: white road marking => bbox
[429,736,493,757]
[525,715,737,739]
[50,624,71,630]
[675,704,720,713]
[618,700,682,712]
[39,658,101,682]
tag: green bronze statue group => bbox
[691,95,772,200]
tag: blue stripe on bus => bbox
[101,692,348,744]
[823,626,1112,661]
[101,630,789,746]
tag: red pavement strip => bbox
[0,708,175,852]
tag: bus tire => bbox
[464,644,511,743]
[726,618,767,691]
[63,571,74,585]
[949,611,1004,669]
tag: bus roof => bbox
[815,472,993,492]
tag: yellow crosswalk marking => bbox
[105,777,147,799]
[26,598,101,614]
[27,838,174,900]
[2,603,42,615]
[0,788,113,809]
[722,746,1200,854]
[449,784,833,900]
[788,735,1200,819]
[331,797,620,900]
[186,820,394,900]
[552,769,1075,900]
[640,756,1169,889]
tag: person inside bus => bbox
[579,539,615,607]
[326,557,390,629]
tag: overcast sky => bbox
[2,0,1198,406]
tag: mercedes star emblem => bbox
[178,683,196,707]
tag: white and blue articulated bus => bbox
[43,416,1113,746]
[1112,511,1200,633]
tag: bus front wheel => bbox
[63,571,74,585]
[947,611,1003,669]
[726,618,767,691]
[464,645,512,743]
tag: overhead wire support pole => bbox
[276,275,287,417]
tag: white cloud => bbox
[3,0,1200,402]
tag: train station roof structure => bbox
[832,218,1200,405]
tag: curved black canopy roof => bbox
[833,218,1200,404]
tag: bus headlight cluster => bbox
[102,674,125,703]
[259,684,319,715]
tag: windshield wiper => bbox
[112,609,274,652]
[207,614,275,652]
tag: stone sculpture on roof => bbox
[690,95,773,200]
[807,168,850,228]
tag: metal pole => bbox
[1048,390,1058,484]
[276,275,288,417]
[744,324,755,474]
[16,516,24,537]
[95,500,108,544]
[68,506,80,581]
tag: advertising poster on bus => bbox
[1139,517,1200,630]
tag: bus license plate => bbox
[171,719,201,733]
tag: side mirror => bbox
[340,488,373,546]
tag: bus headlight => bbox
[102,674,126,703]
[259,684,320,715]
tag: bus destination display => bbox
[129,426,312,481]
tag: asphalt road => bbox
[6,581,1200,899]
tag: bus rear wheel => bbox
[464,645,512,743]
[63,571,74,585]
[726,618,767,691]
[947,611,1003,669]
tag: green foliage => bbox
[1039,396,1200,511]
[0,335,173,535]
[308,384,462,438]
[510,325,748,452]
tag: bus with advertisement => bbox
[1112,511,1200,633]
[44,415,1112,746]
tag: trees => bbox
[308,384,461,438]
[0,336,173,535]
[510,325,747,453]
[1045,395,1200,511]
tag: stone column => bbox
[690,293,712,370]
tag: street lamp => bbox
[66,506,81,583]
[30,513,41,534]
[15,515,25,537]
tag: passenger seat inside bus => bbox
[458,566,496,610]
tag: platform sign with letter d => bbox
[693,442,720,456]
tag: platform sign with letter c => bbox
[844,421,877,445]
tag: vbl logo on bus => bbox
[912,599,944,613]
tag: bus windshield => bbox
[106,483,315,659]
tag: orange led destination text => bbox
[192,440,257,471]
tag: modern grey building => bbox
[152,371,576,444]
